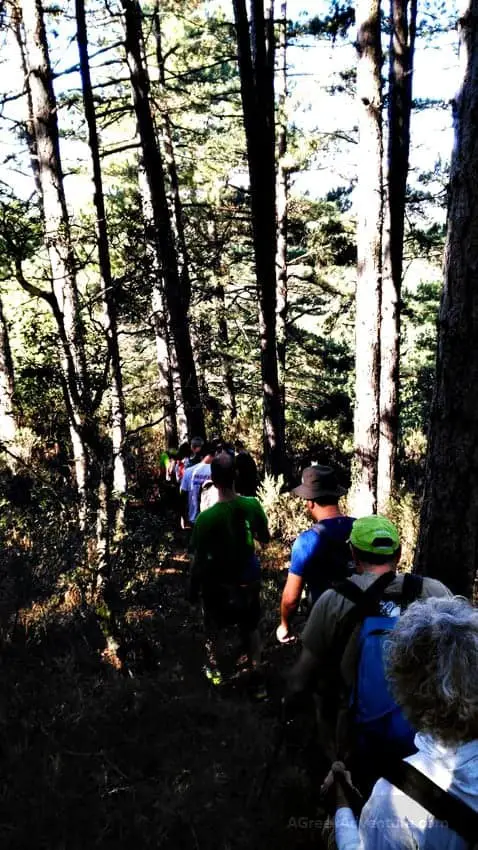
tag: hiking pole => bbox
[249,689,314,807]
[321,762,364,819]
[248,698,291,808]
[249,721,288,808]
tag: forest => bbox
[0,0,476,847]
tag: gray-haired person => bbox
[332,596,478,850]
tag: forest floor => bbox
[0,503,332,850]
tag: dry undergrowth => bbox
[0,510,326,850]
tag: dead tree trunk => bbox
[351,0,383,516]
[121,0,205,439]
[377,0,417,511]
[233,0,285,476]
[414,1,478,599]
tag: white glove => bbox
[276,624,295,644]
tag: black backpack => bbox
[307,521,354,603]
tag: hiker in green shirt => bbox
[190,452,270,687]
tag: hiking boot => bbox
[248,670,268,701]
[250,682,268,702]
[203,666,223,687]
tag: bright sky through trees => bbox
[207,0,460,209]
[0,0,460,214]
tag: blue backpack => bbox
[336,572,423,760]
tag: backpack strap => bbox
[311,521,328,539]
[333,572,396,660]
[383,760,478,845]
[400,573,424,612]
[336,571,396,610]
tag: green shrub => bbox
[386,490,420,572]
[257,473,309,544]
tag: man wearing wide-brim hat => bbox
[276,464,354,643]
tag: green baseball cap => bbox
[349,515,400,556]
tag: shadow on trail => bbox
[0,514,329,850]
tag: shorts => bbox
[202,581,261,631]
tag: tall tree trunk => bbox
[152,284,178,448]
[192,318,210,405]
[121,0,205,439]
[170,344,188,443]
[20,0,92,525]
[216,281,237,422]
[75,0,128,506]
[152,5,198,441]
[0,295,17,455]
[11,3,42,199]
[138,165,182,445]
[233,0,285,476]
[153,2,191,309]
[69,424,89,530]
[377,0,417,511]
[350,0,383,516]
[95,476,110,589]
[414,1,478,599]
[276,0,288,415]
[207,219,237,421]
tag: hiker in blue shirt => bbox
[276,464,354,644]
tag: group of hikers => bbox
[163,437,478,849]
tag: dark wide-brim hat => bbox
[292,465,346,500]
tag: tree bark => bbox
[138,165,182,445]
[377,0,417,512]
[11,3,43,199]
[152,2,191,310]
[414,1,478,599]
[75,0,128,501]
[351,0,383,516]
[121,0,205,439]
[20,0,92,525]
[276,1,288,415]
[152,284,179,448]
[216,281,237,422]
[233,0,285,476]
[207,219,237,421]
[170,344,188,444]
[0,295,17,455]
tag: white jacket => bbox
[335,734,478,850]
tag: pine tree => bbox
[377,0,417,511]
[414,0,478,599]
[351,0,383,515]
[233,0,285,475]
[121,0,205,439]
[75,0,128,504]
